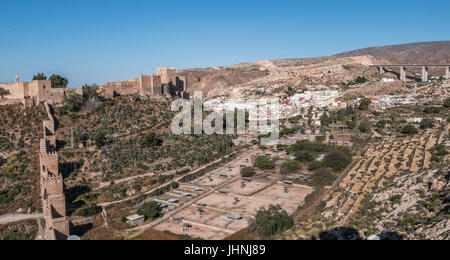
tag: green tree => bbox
[254,156,275,170]
[358,98,372,110]
[82,84,99,100]
[76,204,100,217]
[63,92,83,112]
[294,150,316,162]
[140,132,161,147]
[137,201,159,219]
[94,131,106,148]
[49,74,68,88]
[0,88,11,98]
[323,150,353,172]
[32,73,47,80]
[254,205,293,238]
[309,168,336,188]
[241,166,256,178]
[401,124,419,135]
[280,160,302,174]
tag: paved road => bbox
[0,213,43,225]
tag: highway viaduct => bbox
[370,64,450,82]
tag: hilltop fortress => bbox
[0,76,82,107]
[99,67,189,99]
[0,67,189,107]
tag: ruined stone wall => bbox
[139,74,161,95]
[48,87,83,104]
[157,67,176,84]
[0,82,25,99]
[39,102,69,240]
[100,79,139,98]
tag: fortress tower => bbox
[39,102,69,240]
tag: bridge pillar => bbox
[422,66,428,82]
[400,66,406,81]
[379,66,385,74]
[446,67,450,79]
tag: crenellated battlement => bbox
[39,103,69,240]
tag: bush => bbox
[310,168,336,188]
[322,150,353,172]
[94,131,106,148]
[137,201,160,219]
[358,97,372,110]
[254,156,275,170]
[294,151,316,162]
[423,107,440,114]
[307,160,323,171]
[140,132,162,147]
[420,118,434,129]
[254,205,293,238]
[62,92,83,112]
[76,204,101,217]
[401,124,418,135]
[358,121,371,133]
[241,167,256,178]
[280,160,302,174]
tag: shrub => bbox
[137,201,160,219]
[94,131,106,148]
[140,132,162,147]
[241,167,256,178]
[309,168,336,188]
[280,160,302,174]
[401,124,418,135]
[307,160,323,171]
[254,156,275,170]
[254,205,293,238]
[76,204,101,217]
[322,150,352,172]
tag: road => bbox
[0,213,43,225]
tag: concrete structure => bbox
[400,66,406,81]
[371,64,450,82]
[0,77,82,107]
[40,102,70,240]
[99,67,189,99]
[126,214,145,226]
[422,66,428,82]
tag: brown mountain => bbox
[335,41,450,64]
[179,41,450,97]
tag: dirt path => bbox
[0,213,43,225]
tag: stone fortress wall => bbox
[99,67,189,99]
[0,76,82,107]
[39,102,70,240]
[0,67,189,108]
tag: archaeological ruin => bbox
[99,67,189,99]
[0,76,82,107]
[39,102,70,240]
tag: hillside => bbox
[179,41,450,98]
[335,41,450,64]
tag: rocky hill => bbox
[179,41,450,98]
[335,41,450,64]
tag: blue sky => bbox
[1,0,449,86]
